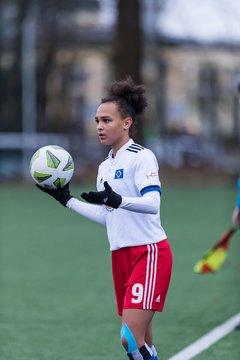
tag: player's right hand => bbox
[36,183,72,207]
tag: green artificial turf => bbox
[0,183,239,359]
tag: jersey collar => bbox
[108,138,134,159]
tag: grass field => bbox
[0,183,239,359]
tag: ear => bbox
[123,117,133,130]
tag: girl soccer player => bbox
[37,76,172,360]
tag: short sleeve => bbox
[134,150,161,196]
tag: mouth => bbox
[98,134,106,141]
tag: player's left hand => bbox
[81,181,122,209]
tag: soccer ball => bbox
[29,145,74,189]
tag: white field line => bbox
[167,313,240,360]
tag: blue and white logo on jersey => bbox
[114,168,124,179]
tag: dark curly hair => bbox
[101,76,148,123]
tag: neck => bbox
[111,137,130,157]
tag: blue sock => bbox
[127,345,153,359]
[150,345,158,360]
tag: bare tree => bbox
[113,0,143,144]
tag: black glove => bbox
[81,181,122,209]
[36,183,73,207]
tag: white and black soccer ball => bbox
[29,145,74,189]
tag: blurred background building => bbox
[0,0,240,181]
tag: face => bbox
[95,102,132,151]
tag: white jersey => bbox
[96,139,167,250]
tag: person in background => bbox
[232,176,240,227]
[232,84,240,228]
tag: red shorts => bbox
[111,240,172,316]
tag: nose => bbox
[97,120,103,131]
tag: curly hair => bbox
[101,76,148,122]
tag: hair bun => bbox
[107,76,148,115]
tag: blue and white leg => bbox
[120,323,155,360]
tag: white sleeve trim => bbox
[119,191,160,214]
[66,198,106,225]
